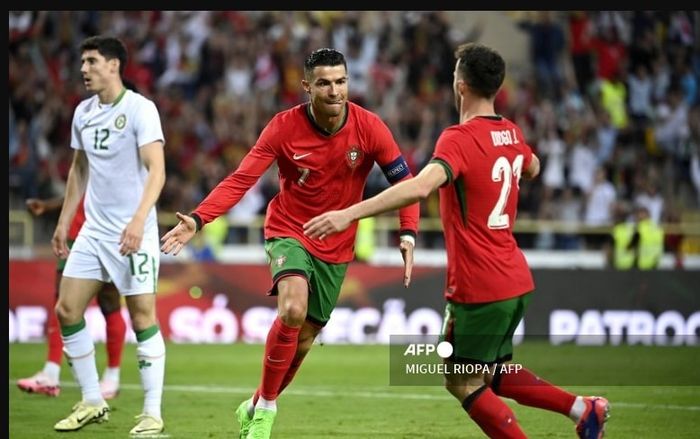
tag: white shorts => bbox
[63,233,160,296]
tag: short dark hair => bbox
[79,36,128,76]
[304,48,346,78]
[455,43,505,99]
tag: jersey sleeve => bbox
[430,127,467,186]
[134,98,165,147]
[193,120,278,226]
[516,125,534,170]
[70,106,83,150]
[368,115,419,236]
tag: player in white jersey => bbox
[51,36,167,437]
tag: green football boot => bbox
[246,407,277,439]
[235,398,253,439]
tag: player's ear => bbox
[301,79,311,94]
[457,79,467,96]
[110,58,120,74]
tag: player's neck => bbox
[459,100,496,124]
[97,82,126,106]
[309,103,346,134]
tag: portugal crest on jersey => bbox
[346,145,363,169]
[275,255,287,268]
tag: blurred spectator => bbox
[608,202,664,270]
[226,180,265,244]
[663,205,685,270]
[688,105,700,206]
[354,217,377,262]
[628,204,665,269]
[634,180,664,225]
[593,107,618,164]
[607,201,635,269]
[567,127,598,193]
[567,11,596,96]
[592,24,628,82]
[539,126,566,192]
[517,11,566,99]
[653,85,690,159]
[555,187,584,250]
[189,216,228,261]
[627,63,654,127]
[598,68,629,130]
[584,167,617,227]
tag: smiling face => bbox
[303,64,348,119]
[80,49,118,94]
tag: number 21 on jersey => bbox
[487,154,523,230]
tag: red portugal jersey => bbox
[68,196,86,241]
[194,102,419,263]
[431,116,535,304]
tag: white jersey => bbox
[70,89,165,242]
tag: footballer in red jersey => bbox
[305,43,609,439]
[190,100,417,264]
[431,116,534,304]
[161,48,419,438]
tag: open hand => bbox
[160,212,197,256]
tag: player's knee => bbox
[444,381,469,402]
[278,302,307,326]
[443,372,486,401]
[54,300,82,326]
[129,312,156,333]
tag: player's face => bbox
[305,65,348,118]
[80,50,116,93]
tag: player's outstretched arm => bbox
[304,163,447,239]
[522,153,540,180]
[160,212,197,256]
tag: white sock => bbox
[247,398,256,417]
[43,361,61,382]
[102,366,120,384]
[257,397,277,411]
[62,323,103,405]
[569,396,586,422]
[136,327,165,419]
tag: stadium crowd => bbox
[9,11,700,250]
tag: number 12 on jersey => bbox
[487,154,523,230]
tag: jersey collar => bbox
[305,102,348,137]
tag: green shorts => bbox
[440,292,532,364]
[265,237,348,326]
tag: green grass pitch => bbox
[9,342,700,438]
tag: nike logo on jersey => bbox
[267,356,285,363]
[293,152,313,160]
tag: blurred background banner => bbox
[9,260,699,345]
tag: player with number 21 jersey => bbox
[430,116,534,304]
